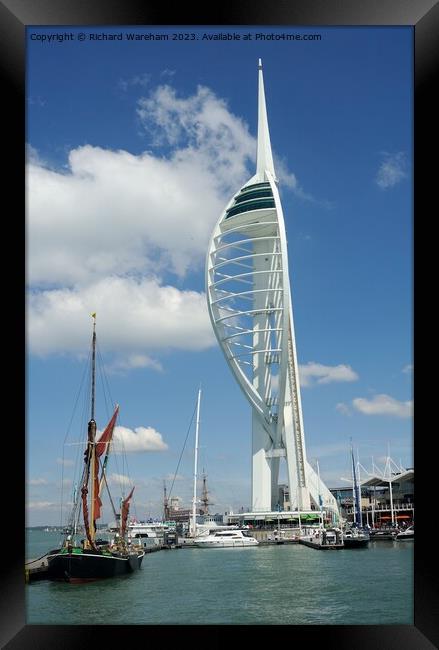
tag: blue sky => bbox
[26,26,413,526]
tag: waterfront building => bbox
[330,467,414,527]
[206,60,338,519]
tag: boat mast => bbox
[200,471,211,516]
[163,480,170,522]
[351,441,362,527]
[191,386,202,537]
[89,313,97,542]
[316,459,323,528]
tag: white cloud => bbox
[165,473,185,481]
[27,501,57,510]
[56,457,74,466]
[118,73,151,91]
[299,362,359,387]
[107,473,132,487]
[376,152,407,189]
[352,394,413,418]
[335,402,351,416]
[402,364,413,374]
[28,276,215,358]
[107,354,163,374]
[27,82,319,366]
[28,478,49,486]
[113,425,169,452]
[137,84,255,189]
[27,144,226,284]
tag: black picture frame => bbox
[5,0,436,647]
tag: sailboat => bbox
[47,315,145,582]
[343,444,370,548]
[178,387,243,546]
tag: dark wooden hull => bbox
[343,537,370,548]
[47,549,144,582]
[369,532,397,541]
[300,539,344,550]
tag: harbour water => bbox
[26,530,413,625]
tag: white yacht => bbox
[395,525,414,540]
[193,529,259,548]
[108,520,172,549]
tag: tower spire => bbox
[256,59,276,181]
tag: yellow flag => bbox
[91,312,96,318]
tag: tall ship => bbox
[47,315,144,582]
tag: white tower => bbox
[206,60,338,517]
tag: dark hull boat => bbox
[47,315,144,583]
[47,548,144,582]
[369,529,397,540]
[343,535,370,548]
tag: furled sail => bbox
[120,486,135,538]
[94,405,119,521]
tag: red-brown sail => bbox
[96,405,119,458]
[120,486,135,538]
[93,406,119,520]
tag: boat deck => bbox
[300,539,344,550]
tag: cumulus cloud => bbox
[27,501,57,510]
[27,144,226,284]
[113,425,169,452]
[107,473,132,487]
[352,394,413,418]
[164,473,184,481]
[137,84,255,188]
[27,82,319,366]
[335,402,351,416]
[299,362,359,387]
[375,152,407,189]
[56,457,74,466]
[118,73,151,91]
[28,478,49,486]
[28,276,214,358]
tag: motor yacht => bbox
[395,525,414,540]
[193,529,259,548]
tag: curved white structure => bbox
[206,60,338,518]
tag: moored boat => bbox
[395,525,414,541]
[300,527,344,550]
[47,315,144,582]
[193,529,259,548]
[342,527,370,548]
[369,527,398,541]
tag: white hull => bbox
[193,529,259,548]
[194,539,259,548]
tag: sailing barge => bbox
[47,315,144,582]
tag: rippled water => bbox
[26,530,413,625]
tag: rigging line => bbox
[96,343,115,418]
[59,346,92,529]
[94,351,129,500]
[167,397,198,503]
[97,349,111,421]
[101,461,118,520]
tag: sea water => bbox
[26,530,413,625]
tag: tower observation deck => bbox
[206,60,338,518]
